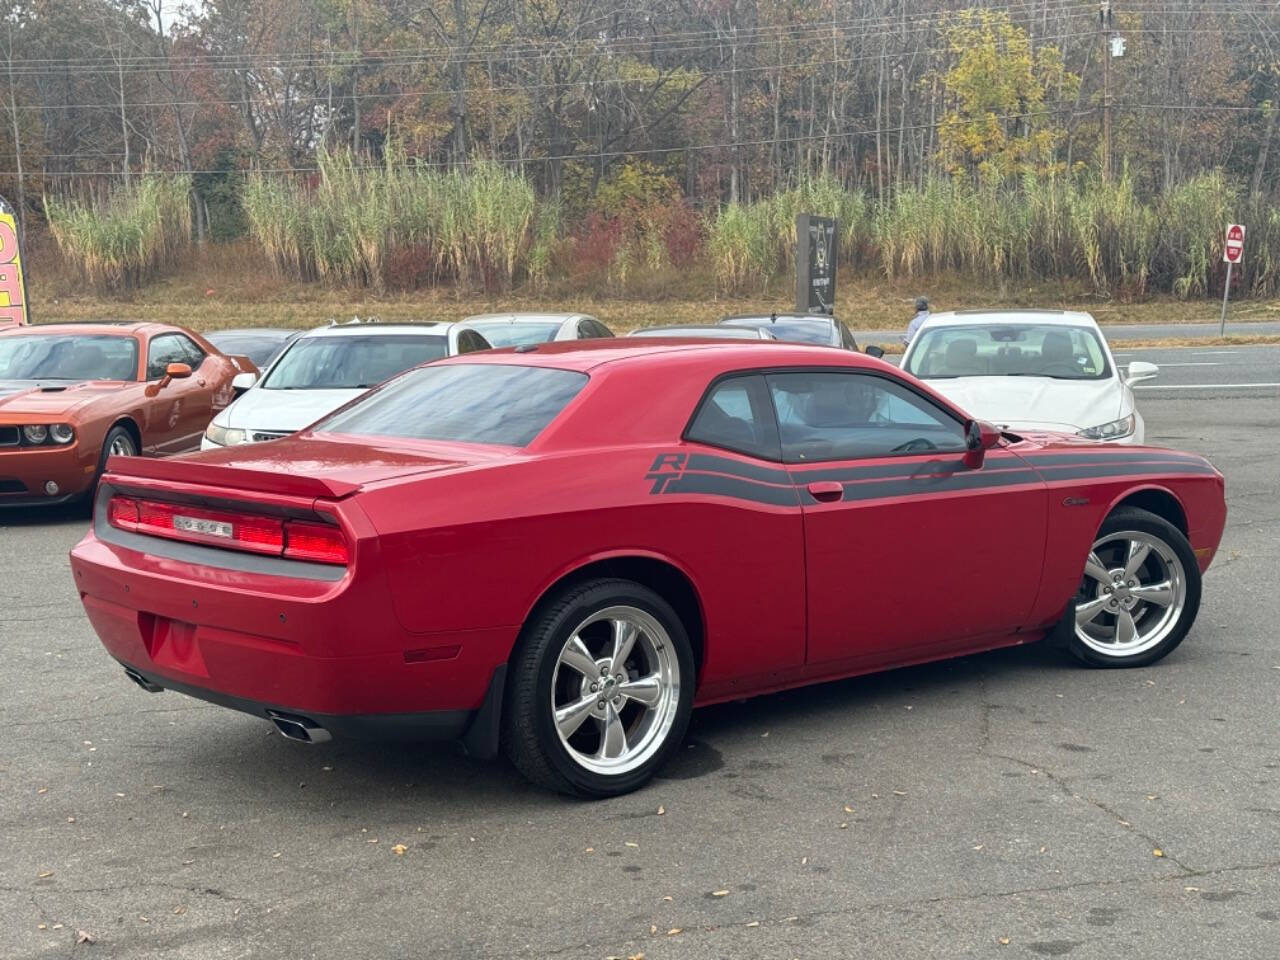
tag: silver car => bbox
[463,313,614,348]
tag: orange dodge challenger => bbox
[0,322,252,506]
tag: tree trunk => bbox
[1252,85,1278,196]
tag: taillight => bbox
[284,520,349,565]
[104,495,348,565]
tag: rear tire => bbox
[1062,507,1201,668]
[502,578,694,798]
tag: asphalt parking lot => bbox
[2,345,1278,960]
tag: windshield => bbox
[904,324,1112,380]
[0,334,138,381]
[208,333,293,369]
[466,321,561,348]
[317,363,588,447]
[724,317,832,344]
[262,334,449,390]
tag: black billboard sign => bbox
[795,214,837,315]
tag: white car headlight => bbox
[1079,414,1136,441]
[50,423,76,444]
[22,424,48,444]
[205,422,248,446]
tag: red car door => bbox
[766,369,1048,670]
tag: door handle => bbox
[806,481,844,503]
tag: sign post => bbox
[795,214,837,316]
[1220,223,1244,336]
[0,194,29,327]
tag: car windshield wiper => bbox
[1007,372,1089,380]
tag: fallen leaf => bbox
[37,870,53,878]
[392,844,407,856]
[52,924,63,930]
[585,847,595,853]
[667,928,681,936]
[627,954,645,960]
[998,937,1011,945]
[625,841,639,848]
[662,896,673,902]
[139,917,150,923]
[844,805,854,813]
[650,925,657,934]
[366,839,379,844]
[182,859,194,865]
[893,790,907,796]
[839,822,848,829]
[76,930,95,945]
[712,889,729,897]
[1153,849,1164,858]
[38,787,48,795]
[114,793,125,798]
[973,844,983,850]
[801,856,808,865]
[1147,794,1159,801]
[760,731,769,738]
[173,906,186,915]
[657,805,665,816]
[37,924,46,930]
[1185,886,1200,892]
[745,920,760,928]
[784,916,798,922]
[1039,846,1047,854]
[272,852,281,859]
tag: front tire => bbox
[1064,507,1201,668]
[503,578,694,798]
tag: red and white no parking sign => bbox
[1224,223,1245,263]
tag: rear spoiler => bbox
[104,455,360,500]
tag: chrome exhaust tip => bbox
[123,666,163,693]
[267,710,332,744]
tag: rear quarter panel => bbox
[353,446,807,690]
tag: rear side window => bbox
[317,363,588,447]
[685,374,781,460]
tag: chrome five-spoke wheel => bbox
[1065,507,1201,667]
[552,606,680,776]
[109,433,136,457]
[504,578,694,797]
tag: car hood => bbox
[0,379,126,417]
[921,376,1127,433]
[219,387,366,433]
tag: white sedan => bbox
[900,310,1157,444]
[201,320,491,450]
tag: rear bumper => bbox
[70,520,518,753]
[116,658,474,741]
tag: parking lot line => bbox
[1134,382,1280,390]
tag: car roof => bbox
[722,313,837,325]
[464,313,583,324]
[297,322,457,339]
[437,338,879,374]
[0,321,161,337]
[206,328,300,338]
[630,324,764,335]
[920,309,1099,328]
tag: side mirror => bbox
[231,371,257,394]
[964,419,1001,469]
[145,362,192,397]
[1125,360,1159,385]
[864,345,886,359]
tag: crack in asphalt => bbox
[550,858,1280,958]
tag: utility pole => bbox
[1100,0,1113,183]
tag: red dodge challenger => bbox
[70,341,1226,796]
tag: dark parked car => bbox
[205,329,303,372]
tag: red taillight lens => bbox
[102,495,346,565]
[107,495,139,531]
[284,520,349,565]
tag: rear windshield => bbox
[316,363,589,447]
[468,321,560,348]
[263,334,448,390]
[0,334,138,381]
[725,317,832,344]
[631,326,761,340]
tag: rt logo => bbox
[645,453,687,493]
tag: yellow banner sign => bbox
[0,210,29,327]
